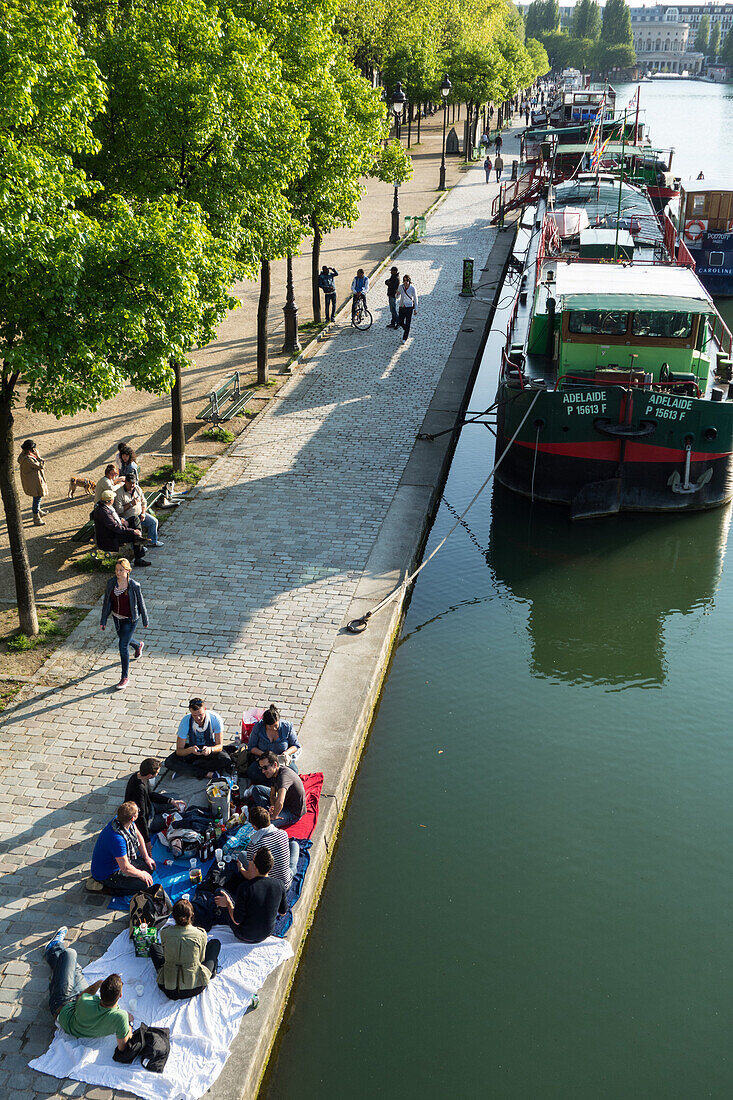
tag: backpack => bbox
[128,884,172,939]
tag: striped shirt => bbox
[245,826,291,889]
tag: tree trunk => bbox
[257,257,270,385]
[171,360,185,474]
[416,104,421,143]
[311,216,322,323]
[464,103,471,163]
[0,381,38,635]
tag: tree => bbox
[708,20,721,59]
[525,37,550,77]
[694,13,709,54]
[571,0,601,42]
[601,0,633,47]
[594,41,636,73]
[525,0,558,38]
[722,26,733,66]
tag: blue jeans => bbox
[32,495,42,515]
[388,297,399,325]
[249,786,299,829]
[288,838,299,881]
[113,616,138,678]
[46,943,85,1017]
[141,512,159,544]
[324,291,336,321]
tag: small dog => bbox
[67,476,96,498]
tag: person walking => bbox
[17,439,48,526]
[495,133,503,156]
[396,274,418,344]
[317,266,338,322]
[495,154,504,182]
[100,557,149,689]
[385,267,400,328]
[483,154,493,184]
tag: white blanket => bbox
[30,927,293,1100]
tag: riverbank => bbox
[1,140,520,1100]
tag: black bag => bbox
[113,1022,170,1073]
[191,889,219,931]
[128,884,172,938]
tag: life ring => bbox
[684,219,706,242]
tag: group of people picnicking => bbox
[44,700,308,1051]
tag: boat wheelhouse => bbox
[494,177,733,518]
[673,180,733,297]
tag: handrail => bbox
[554,373,701,397]
[710,311,733,358]
[501,348,525,390]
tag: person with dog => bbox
[100,557,149,690]
[43,927,131,1049]
[214,847,288,943]
[94,490,149,567]
[17,439,48,526]
[115,472,163,548]
[148,899,221,1000]
[164,697,234,777]
[88,801,155,894]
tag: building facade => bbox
[629,6,699,71]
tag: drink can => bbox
[251,993,259,1009]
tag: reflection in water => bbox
[487,485,731,688]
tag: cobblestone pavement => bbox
[0,157,501,1100]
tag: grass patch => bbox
[299,321,325,334]
[143,462,206,486]
[0,683,22,712]
[201,426,235,444]
[6,607,85,652]
[74,551,117,574]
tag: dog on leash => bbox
[67,476,96,498]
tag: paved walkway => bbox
[0,142,514,1099]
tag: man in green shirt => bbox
[44,927,132,1050]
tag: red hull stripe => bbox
[512,438,733,463]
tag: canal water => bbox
[264,81,733,1099]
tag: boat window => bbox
[708,251,725,267]
[631,311,694,338]
[693,194,706,214]
[568,310,628,335]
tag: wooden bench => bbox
[196,371,254,426]
[71,487,165,545]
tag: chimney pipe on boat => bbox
[546,296,556,362]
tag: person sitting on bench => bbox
[93,490,149,566]
[164,697,234,777]
[87,801,155,894]
[44,927,132,1049]
[148,899,221,1000]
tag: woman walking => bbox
[17,439,48,526]
[100,558,148,690]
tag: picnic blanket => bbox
[29,927,293,1100]
[274,839,312,937]
[283,771,323,841]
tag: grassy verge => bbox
[0,605,88,712]
[201,426,235,444]
[142,462,207,487]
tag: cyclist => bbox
[351,269,370,322]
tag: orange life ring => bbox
[684,219,706,242]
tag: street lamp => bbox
[389,83,408,243]
[439,73,452,191]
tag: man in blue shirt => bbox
[317,266,338,322]
[351,269,369,321]
[88,801,155,894]
[164,696,234,777]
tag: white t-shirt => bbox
[397,284,418,309]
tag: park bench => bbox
[71,487,165,546]
[196,371,254,426]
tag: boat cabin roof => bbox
[556,143,647,157]
[680,179,733,196]
[551,261,712,313]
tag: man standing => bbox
[214,848,288,943]
[44,927,131,1050]
[124,758,185,852]
[396,274,418,343]
[385,266,400,328]
[248,751,306,828]
[495,154,504,182]
[495,133,503,156]
[88,801,155,894]
[317,265,338,322]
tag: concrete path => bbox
[0,146,511,1099]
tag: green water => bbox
[264,83,733,1099]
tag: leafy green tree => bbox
[601,0,633,47]
[540,29,573,69]
[525,36,550,77]
[722,26,733,66]
[594,41,636,72]
[571,0,601,42]
[525,0,558,38]
[544,0,560,33]
[694,13,709,54]
[708,20,721,59]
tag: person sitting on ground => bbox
[245,704,301,786]
[164,697,234,777]
[115,472,163,548]
[351,268,369,320]
[94,490,149,566]
[44,927,131,1049]
[148,899,221,1000]
[95,464,121,503]
[88,801,155,894]
[242,805,299,890]
[125,758,185,853]
[214,847,288,944]
[247,751,306,829]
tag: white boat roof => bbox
[580,229,634,247]
[552,261,713,313]
[680,179,733,195]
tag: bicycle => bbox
[351,296,373,331]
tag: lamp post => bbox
[439,73,451,191]
[389,83,408,242]
[281,252,300,356]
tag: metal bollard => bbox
[460,257,475,297]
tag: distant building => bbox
[629,6,700,71]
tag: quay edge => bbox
[217,224,519,1100]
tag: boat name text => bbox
[563,391,607,415]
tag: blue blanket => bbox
[274,839,312,937]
